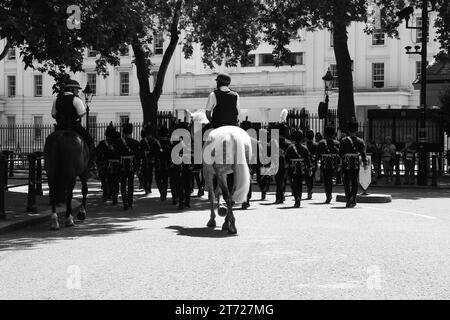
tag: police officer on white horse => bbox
[205,73,241,128]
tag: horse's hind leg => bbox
[65,180,76,227]
[49,185,60,230]
[77,177,87,221]
[206,173,216,228]
[218,175,236,234]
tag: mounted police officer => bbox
[140,123,160,195]
[304,129,318,200]
[51,79,97,178]
[317,126,340,204]
[116,122,141,210]
[95,122,120,203]
[155,126,172,201]
[285,130,311,208]
[205,73,240,129]
[339,118,368,208]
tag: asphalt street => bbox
[0,182,449,300]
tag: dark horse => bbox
[44,130,89,230]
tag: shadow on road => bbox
[166,225,237,238]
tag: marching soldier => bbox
[304,129,318,200]
[240,118,254,209]
[95,122,120,203]
[140,124,160,195]
[316,126,340,204]
[155,126,172,201]
[256,128,272,201]
[339,118,368,208]
[116,122,141,210]
[285,130,311,208]
[274,121,290,204]
[171,121,194,210]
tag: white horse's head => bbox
[186,109,209,125]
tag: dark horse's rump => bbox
[44,130,89,204]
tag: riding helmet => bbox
[64,79,82,90]
[215,73,231,86]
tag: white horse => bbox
[188,109,252,234]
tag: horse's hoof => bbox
[218,206,227,217]
[65,216,75,227]
[77,208,86,221]
[228,226,237,234]
[207,219,216,228]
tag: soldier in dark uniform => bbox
[95,122,120,203]
[240,119,254,209]
[285,130,311,208]
[155,126,172,201]
[304,129,318,200]
[339,119,368,208]
[140,124,160,195]
[171,121,194,210]
[317,126,340,204]
[116,122,141,210]
[274,122,290,204]
[256,128,272,200]
[51,79,97,178]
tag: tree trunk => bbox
[0,40,11,61]
[131,0,182,130]
[333,22,356,131]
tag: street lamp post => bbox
[82,84,93,133]
[397,1,432,186]
[321,69,335,127]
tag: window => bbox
[34,75,43,97]
[7,48,16,60]
[87,48,99,57]
[7,75,16,97]
[415,60,429,80]
[119,115,130,126]
[34,116,43,141]
[372,31,385,45]
[287,52,304,65]
[241,54,255,67]
[416,17,429,43]
[87,73,97,95]
[119,45,129,56]
[259,54,274,66]
[154,32,164,55]
[329,64,339,88]
[88,115,97,143]
[372,63,385,88]
[330,30,334,47]
[119,72,130,96]
[7,116,15,142]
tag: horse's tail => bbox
[231,131,252,204]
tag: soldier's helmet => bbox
[240,119,252,131]
[122,122,133,135]
[347,117,359,133]
[291,129,304,142]
[105,122,116,138]
[324,126,336,138]
[63,79,82,90]
[305,129,314,140]
[277,122,289,137]
[143,124,153,136]
[215,73,231,86]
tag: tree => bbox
[258,0,449,130]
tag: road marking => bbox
[360,206,436,220]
